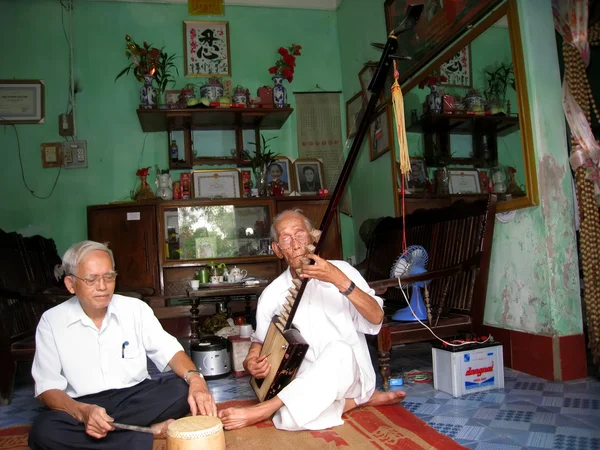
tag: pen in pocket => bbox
[122,341,129,358]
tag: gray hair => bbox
[270,209,313,241]
[54,240,115,280]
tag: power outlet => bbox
[58,113,74,137]
[63,140,87,169]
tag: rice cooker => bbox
[191,335,232,379]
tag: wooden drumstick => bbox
[112,422,154,434]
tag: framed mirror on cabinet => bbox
[390,0,539,214]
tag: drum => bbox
[166,416,226,450]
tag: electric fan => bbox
[390,245,429,321]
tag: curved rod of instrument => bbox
[283,3,424,331]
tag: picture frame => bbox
[293,159,325,195]
[406,158,428,193]
[183,21,231,77]
[267,156,294,195]
[345,91,364,138]
[195,236,218,259]
[448,169,481,194]
[368,105,393,162]
[383,0,503,86]
[164,89,181,107]
[0,80,45,124]
[358,63,388,107]
[193,169,241,199]
[439,45,472,88]
[239,168,252,197]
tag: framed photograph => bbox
[405,158,427,193]
[195,236,218,259]
[448,169,481,194]
[358,63,389,107]
[239,168,252,197]
[345,92,363,138]
[193,169,241,199]
[439,45,472,88]
[183,21,231,77]
[368,105,392,162]
[165,89,181,107]
[267,156,294,195]
[0,80,45,123]
[383,0,503,85]
[294,159,325,195]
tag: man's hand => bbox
[79,404,114,439]
[187,376,217,417]
[300,253,348,291]
[245,354,271,379]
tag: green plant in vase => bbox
[242,135,280,196]
[154,50,179,106]
[482,62,515,115]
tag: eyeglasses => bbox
[278,230,310,249]
[70,271,118,287]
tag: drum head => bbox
[167,416,223,439]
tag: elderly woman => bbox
[29,240,215,450]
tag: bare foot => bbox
[366,390,406,406]
[150,418,175,438]
[218,403,275,430]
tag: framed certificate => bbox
[0,80,45,123]
[448,169,481,194]
[193,169,241,199]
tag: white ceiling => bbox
[89,0,342,10]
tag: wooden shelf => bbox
[137,107,294,132]
[407,112,520,137]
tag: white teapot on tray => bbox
[229,266,247,283]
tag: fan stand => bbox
[392,265,429,322]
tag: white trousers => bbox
[273,340,365,431]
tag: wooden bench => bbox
[363,196,497,389]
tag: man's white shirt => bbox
[32,294,183,398]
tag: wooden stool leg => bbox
[377,327,392,391]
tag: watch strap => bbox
[183,369,204,384]
[340,280,355,296]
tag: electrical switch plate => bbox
[62,140,87,169]
[40,142,63,168]
[58,113,74,137]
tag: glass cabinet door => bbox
[164,204,272,261]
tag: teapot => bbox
[229,266,248,283]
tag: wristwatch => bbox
[340,280,355,296]
[183,369,204,384]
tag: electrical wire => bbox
[397,277,492,348]
[2,121,62,199]
[59,0,72,114]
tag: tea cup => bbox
[189,280,200,290]
[211,275,220,284]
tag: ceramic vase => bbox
[134,175,156,201]
[272,76,287,109]
[140,75,156,109]
[427,85,442,114]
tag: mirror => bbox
[163,204,272,261]
[391,0,538,213]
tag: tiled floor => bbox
[2,342,599,450]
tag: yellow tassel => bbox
[391,60,411,177]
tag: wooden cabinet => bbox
[87,204,159,294]
[87,197,341,299]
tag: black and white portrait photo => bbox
[294,160,324,195]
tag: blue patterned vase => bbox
[272,76,287,109]
[427,85,442,114]
[140,75,156,109]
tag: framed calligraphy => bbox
[183,21,231,77]
[383,0,502,86]
[439,45,472,87]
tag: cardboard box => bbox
[228,335,251,378]
[432,343,504,397]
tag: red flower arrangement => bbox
[268,44,302,83]
[136,167,150,177]
[418,74,448,89]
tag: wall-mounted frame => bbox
[193,169,241,199]
[368,105,393,162]
[183,21,231,77]
[448,169,481,194]
[294,158,325,195]
[0,80,45,124]
[406,157,427,193]
[439,45,472,88]
[345,92,363,138]
[383,0,503,86]
[358,63,384,108]
[268,156,294,195]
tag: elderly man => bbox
[29,241,215,450]
[218,210,405,431]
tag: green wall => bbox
[0,0,342,255]
[336,0,395,263]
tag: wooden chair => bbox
[364,196,497,389]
